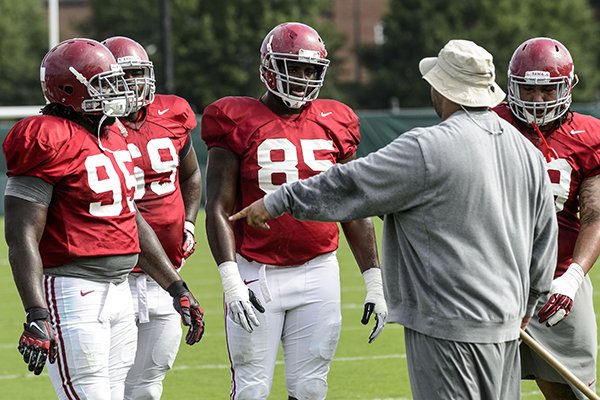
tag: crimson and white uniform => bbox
[496,103,600,397]
[4,115,139,400]
[121,94,197,400]
[202,96,359,399]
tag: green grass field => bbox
[0,214,598,399]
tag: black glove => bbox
[18,308,57,375]
[167,281,205,345]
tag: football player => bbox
[495,37,600,400]
[102,36,202,400]
[201,22,388,400]
[3,38,204,399]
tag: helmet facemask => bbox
[67,65,136,117]
[508,71,575,126]
[117,56,156,112]
[261,49,329,109]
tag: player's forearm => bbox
[206,210,238,265]
[4,196,49,310]
[574,175,600,274]
[136,211,181,288]
[180,170,202,224]
[341,218,380,273]
[572,220,600,274]
[8,245,47,310]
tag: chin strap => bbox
[531,122,558,162]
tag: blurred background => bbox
[4,0,600,111]
[2,0,600,210]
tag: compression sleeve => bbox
[5,176,54,205]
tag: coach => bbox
[230,39,558,399]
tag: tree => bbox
[83,0,337,111]
[0,0,48,106]
[358,0,600,108]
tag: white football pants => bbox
[227,252,342,400]
[124,273,182,400]
[45,275,137,400]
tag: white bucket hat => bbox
[419,39,506,108]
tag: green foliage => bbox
[0,0,47,105]
[359,0,600,108]
[83,0,334,111]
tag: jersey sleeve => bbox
[201,99,245,155]
[155,95,197,133]
[577,115,600,178]
[175,96,197,131]
[317,100,361,160]
[3,116,72,184]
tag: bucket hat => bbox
[419,39,505,107]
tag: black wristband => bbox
[166,280,188,297]
[26,307,50,323]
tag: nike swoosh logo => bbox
[243,279,259,285]
[29,321,46,335]
[158,108,170,115]
[80,290,94,297]
[320,111,332,117]
[570,129,586,135]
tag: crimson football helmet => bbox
[260,22,330,109]
[41,38,135,117]
[507,37,576,126]
[102,36,156,111]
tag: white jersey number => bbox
[85,151,136,217]
[257,138,335,194]
[546,158,572,213]
[128,138,179,200]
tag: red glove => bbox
[19,308,58,375]
[167,280,205,345]
[182,221,196,259]
[538,263,584,327]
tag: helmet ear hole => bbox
[61,85,74,95]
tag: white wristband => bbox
[552,262,585,300]
[564,262,585,287]
[184,221,195,233]
[362,268,383,292]
[218,261,240,282]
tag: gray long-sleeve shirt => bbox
[264,110,557,343]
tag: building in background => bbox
[330,0,388,83]
[44,0,388,84]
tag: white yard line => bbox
[0,353,406,379]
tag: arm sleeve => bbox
[264,130,429,221]
[5,176,54,205]
[527,165,559,315]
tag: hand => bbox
[538,263,584,327]
[218,261,265,332]
[361,268,388,343]
[228,199,273,229]
[19,308,57,375]
[167,281,205,345]
[182,221,196,259]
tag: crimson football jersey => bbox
[121,94,197,271]
[4,115,139,268]
[495,104,600,276]
[202,97,360,266]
